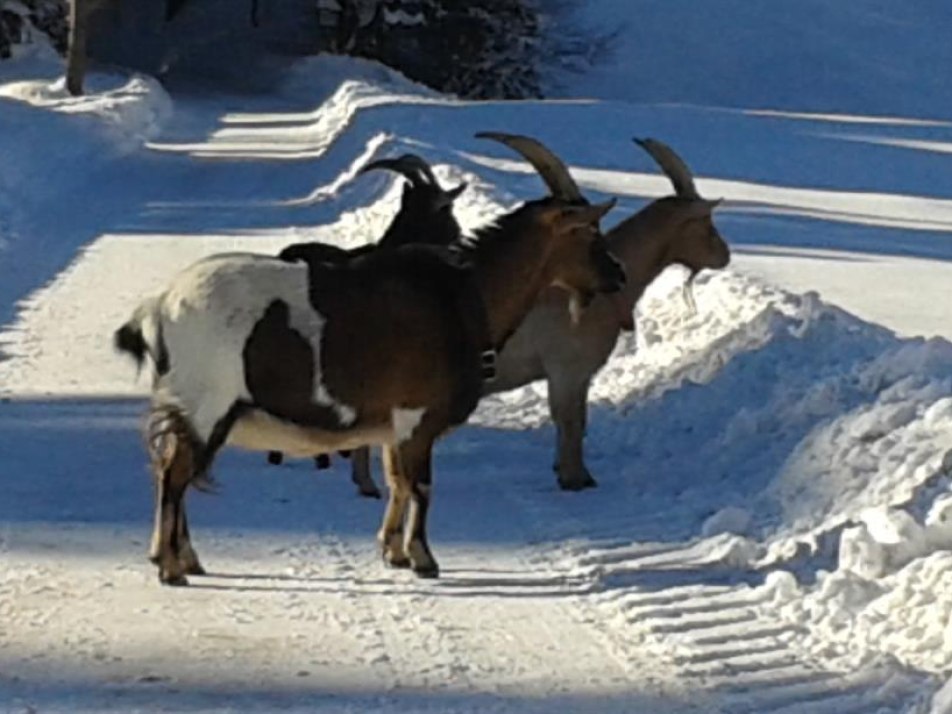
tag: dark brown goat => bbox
[347,137,730,494]
[115,133,625,584]
[266,154,465,490]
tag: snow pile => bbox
[755,377,952,673]
[0,71,172,152]
[0,51,172,269]
[280,53,438,105]
[654,311,952,676]
[494,261,952,682]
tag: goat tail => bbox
[114,297,169,376]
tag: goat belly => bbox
[227,409,393,456]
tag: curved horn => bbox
[399,154,440,186]
[633,138,700,199]
[476,131,585,203]
[359,154,433,187]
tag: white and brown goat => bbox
[114,133,625,584]
[348,137,730,495]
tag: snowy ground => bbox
[2,8,952,713]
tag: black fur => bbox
[114,322,147,368]
[114,317,169,375]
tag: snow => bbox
[549,0,952,120]
[3,3,952,713]
[932,677,952,714]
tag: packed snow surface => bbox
[2,5,952,713]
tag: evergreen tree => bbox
[0,0,68,58]
[324,0,543,99]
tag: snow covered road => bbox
[0,397,936,714]
[2,49,952,713]
[0,399,684,713]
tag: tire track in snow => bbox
[477,469,683,700]
[500,472,926,713]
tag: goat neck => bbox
[606,201,681,315]
[464,203,567,349]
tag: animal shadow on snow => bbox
[187,567,592,600]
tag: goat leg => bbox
[548,375,597,491]
[147,407,202,585]
[350,447,382,498]
[401,437,439,578]
[378,445,411,568]
[154,443,191,586]
[176,500,205,576]
[148,476,162,565]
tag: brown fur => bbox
[145,406,205,585]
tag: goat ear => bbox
[557,198,616,230]
[588,198,617,222]
[434,182,467,210]
[446,182,468,201]
[543,198,615,233]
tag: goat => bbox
[115,132,625,585]
[347,137,730,495]
[265,153,466,489]
[282,153,466,261]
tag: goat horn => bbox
[359,154,434,188]
[400,154,441,186]
[633,138,700,199]
[476,132,585,203]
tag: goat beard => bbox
[682,271,698,316]
[568,291,591,326]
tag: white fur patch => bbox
[316,384,357,426]
[228,409,392,457]
[152,253,357,441]
[392,408,425,443]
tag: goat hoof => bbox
[314,454,331,470]
[267,451,283,466]
[413,563,440,579]
[159,571,189,587]
[358,485,383,500]
[558,475,598,491]
[407,541,438,578]
[182,560,206,576]
[381,542,411,569]
[384,554,412,569]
